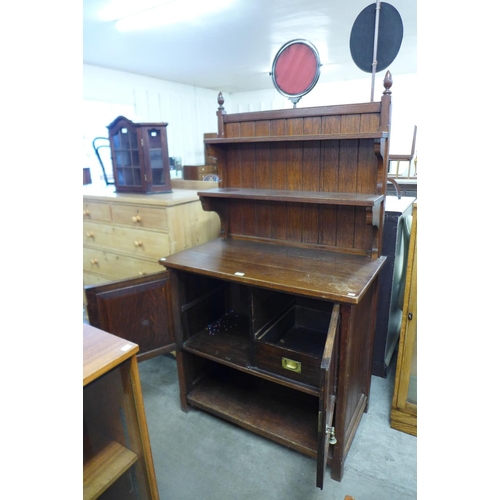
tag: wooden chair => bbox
[389,125,417,178]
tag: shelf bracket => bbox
[200,196,228,238]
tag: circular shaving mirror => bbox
[270,39,321,107]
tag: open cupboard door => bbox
[316,304,340,489]
[85,271,175,361]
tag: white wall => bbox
[83,64,220,185]
[83,64,417,185]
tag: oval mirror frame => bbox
[271,39,321,107]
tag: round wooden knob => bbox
[83,209,90,216]
[86,232,94,238]
[134,240,143,247]
[138,271,145,276]
[90,258,98,265]
[132,215,142,222]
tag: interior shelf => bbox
[205,131,388,144]
[199,188,384,207]
[187,363,320,457]
[183,312,250,367]
[83,427,138,500]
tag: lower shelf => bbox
[187,363,321,457]
[83,427,138,500]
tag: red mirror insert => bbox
[271,39,321,107]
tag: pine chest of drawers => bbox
[83,183,221,291]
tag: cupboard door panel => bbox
[317,305,340,489]
[85,272,175,359]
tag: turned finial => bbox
[383,71,393,95]
[217,92,225,110]
[216,92,226,137]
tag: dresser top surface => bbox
[160,239,386,304]
[83,184,211,206]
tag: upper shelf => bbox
[198,188,384,207]
[205,131,389,144]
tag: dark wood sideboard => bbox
[158,74,394,488]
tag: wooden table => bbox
[83,324,159,500]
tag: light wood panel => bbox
[391,201,417,436]
[83,324,159,499]
[83,186,221,287]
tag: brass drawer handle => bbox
[282,357,301,373]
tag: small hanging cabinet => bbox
[107,116,173,194]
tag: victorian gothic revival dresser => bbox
[158,74,394,488]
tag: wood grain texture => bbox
[83,325,159,499]
[160,239,385,304]
[391,202,417,436]
[83,324,138,386]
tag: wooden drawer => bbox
[253,304,331,387]
[83,221,170,259]
[183,165,218,181]
[110,203,168,230]
[83,201,111,222]
[83,248,164,280]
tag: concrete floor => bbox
[138,354,417,500]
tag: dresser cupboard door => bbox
[316,304,340,489]
[85,271,175,360]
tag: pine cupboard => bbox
[391,200,417,436]
[159,74,394,488]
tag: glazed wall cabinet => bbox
[107,116,172,194]
[83,323,159,499]
[160,75,394,488]
[391,201,417,436]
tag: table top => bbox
[83,324,138,386]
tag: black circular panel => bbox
[350,2,404,73]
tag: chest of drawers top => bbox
[83,185,203,207]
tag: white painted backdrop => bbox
[83,64,417,186]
